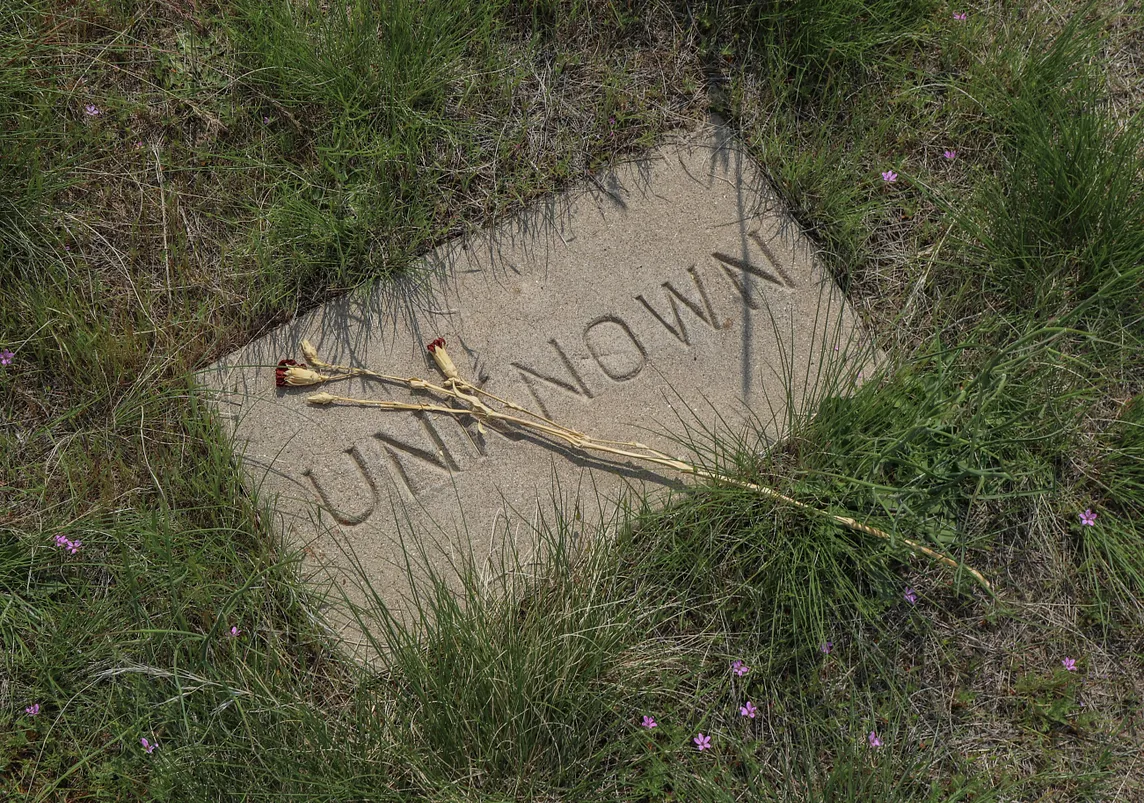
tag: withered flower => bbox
[276,359,329,387]
[276,359,302,387]
[426,337,459,380]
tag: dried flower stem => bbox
[295,340,993,594]
[302,348,671,459]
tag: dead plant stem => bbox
[298,341,994,594]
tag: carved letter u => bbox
[302,445,378,526]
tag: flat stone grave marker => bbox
[202,120,872,659]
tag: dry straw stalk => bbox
[284,338,994,594]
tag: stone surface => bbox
[201,120,872,657]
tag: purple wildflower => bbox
[868,730,883,748]
[229,626,241,637]
[739,701,757,719]
[0,349,12,366]
[53,534,81,554]
[731,660,750,677]
[1079,509,1097,526]
[84,104,101,116]
[953,11,967,20]
[943,149,957,160]
[141,737,156,754]
[881,170,898,183]
[25,703,40,716]
[904,587,917,605]
[693,732,712,751]
[821,641,833,655]
[1062,657,1077,672]
[641,715,657,729]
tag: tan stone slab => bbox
[201,120,872,658]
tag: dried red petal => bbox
[426,337,446,353]
[276,359,304,387]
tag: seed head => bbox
[283,366,328,386]
[307,392,337,405]
[301,339,320,364]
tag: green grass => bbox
[3,0,1144,798]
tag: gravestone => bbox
[202,120,872,660]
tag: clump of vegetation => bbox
[2,0,1142,798]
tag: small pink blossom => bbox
[84,104,101,116]
[141,737,156,754]
[1079,509,1097,526]
[0,349,13,366]
[53,537,82,555]
[881,170,898,183]
[53,534,82,554]
[868,730,883,748]
[820,641,833,654]
[25,703,40,716]
[1062,657,1077,672]
[693,732,712,751]
[731,660,750,677]
[641,714,657,729]
[229,626,241,637]
[943,149,957,160]
[953,11,967,20]
[904,587,917,605]
[739,701,757,719]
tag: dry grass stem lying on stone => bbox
[290,338,994,594]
